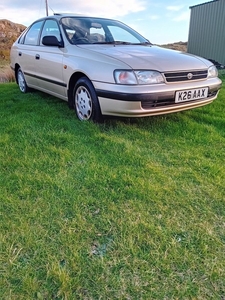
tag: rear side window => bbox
[18,29,28,44]
[24,21,44,45]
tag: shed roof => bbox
[190,0,220,9]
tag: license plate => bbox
[175,87,208,103]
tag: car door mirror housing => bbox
[42,35,64,47]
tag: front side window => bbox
[24,21,44,45]
[40,19,61,45]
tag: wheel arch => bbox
[67,71,92,109]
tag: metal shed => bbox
[187,0,225,66]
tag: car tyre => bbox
[73,77,103,122]
[17,68,29,93]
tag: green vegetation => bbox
[1,80,225,299]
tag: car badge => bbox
[187,73,193,80]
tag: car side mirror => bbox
[42,35,64,47]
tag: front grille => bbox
[164,70,208,83]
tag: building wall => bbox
[187,0,225,66]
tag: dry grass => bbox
[160,41,188,52]
[0,63,15,83]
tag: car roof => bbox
[35,14,114,22]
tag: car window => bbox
[61,17,149,45]
[89,26,105,43]
[40,19,61,45]
[18,28,28,44]
[62,18,89,43]
[107,25,140,43]
[24,21,44,45]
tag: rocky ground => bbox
[0,19,26,60]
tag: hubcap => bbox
[75,86,92,120]
[18,71,25,92]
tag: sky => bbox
[0,0,211,44]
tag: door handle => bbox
[35,54,40,60]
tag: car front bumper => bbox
[94,77,222,117]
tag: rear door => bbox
[16,21,44,86]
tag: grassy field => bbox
[1,79,225,299]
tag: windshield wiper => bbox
[92,41,115,44]
[92,41,131,45]
[92,41,151,45]
[132,42,152,46]
[113,41,133,45]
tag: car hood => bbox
[80,44,211,72]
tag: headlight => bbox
[135,70,164,84]
[114,70,137,84]
[208,65,218,78]
[114,70,164,85]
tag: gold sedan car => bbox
[10,14,222,122]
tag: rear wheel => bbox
[17,68,29,93]
[73,77,102,122]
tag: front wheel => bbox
[17,68,29,93]
[73,77,102,122]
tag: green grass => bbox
[1,79,225,299]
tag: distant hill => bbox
[160,41,187,52]
[0,19,26,60]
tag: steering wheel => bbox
[74,37,89,43]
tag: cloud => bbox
[0,6,42,25]
[1,0,35,8]
[166,5,184,12]
[56,0,147,17]
[0,0,147,26]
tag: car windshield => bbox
[61,17,151,45]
